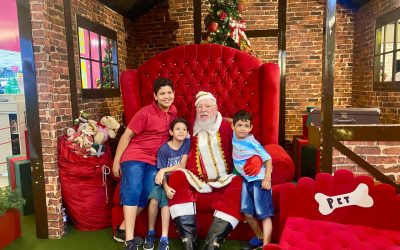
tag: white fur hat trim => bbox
[195,91,217,106]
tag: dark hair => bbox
[153,78,174,94]
[233,110,253,125]
[170,117,189,131]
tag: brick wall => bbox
[332,141,400,184]
[353,0,400,123]
[131,1,354,139]
[30,0,134,238]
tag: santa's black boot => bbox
[203,217,233,250]
[174,215,197,250]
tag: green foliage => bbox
[203,0,251,51]
[0,187,25,216]
[97,45,114,89]
[5,78,21,94]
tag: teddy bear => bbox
[93,116,120,144]
[74,135,97,158]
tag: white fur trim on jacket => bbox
[170,202,196,219]
[214,210,239,228]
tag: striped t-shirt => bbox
[232,133,271,182]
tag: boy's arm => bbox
[112,128,135,178]
[155,154,188,184]
[162,177,176,199]
[262,159,273,190]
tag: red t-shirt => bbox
[120,102,177,165]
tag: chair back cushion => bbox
[120,44,280,145]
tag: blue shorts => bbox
[148,185,169,208]
[120,161,157,207]
[241,179,274,220]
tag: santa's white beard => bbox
[194,116,217,132]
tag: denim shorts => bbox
[120,161,157,207]
[241,179,274,220]
[148,185,169,208]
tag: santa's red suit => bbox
[169,112,242,249]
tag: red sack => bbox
[58,135,115,231]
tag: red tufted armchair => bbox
[112,44,295,241]
[265,169,400,249]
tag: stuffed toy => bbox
[74,110,89,126]
[74,135,96,158]
[93,116,120,144]
[66,128,76,142]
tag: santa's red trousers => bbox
[168,171,243,220]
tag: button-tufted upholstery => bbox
[121,43,280,145]
[264,169,400,249]
[114,44,295,241]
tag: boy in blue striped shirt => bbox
[232,110,274,250]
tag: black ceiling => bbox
[98,0,370,21]
[97,0,164,20]
[337,0,370,10]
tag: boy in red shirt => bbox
[112,78,177,250]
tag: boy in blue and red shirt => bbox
[232,110,274,250]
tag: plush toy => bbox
[74,110,89,126]
[73,135,96,158]
[93,116,120,144]
[82,135,97,157]
[81,122,97,136]
[66,128,76,142]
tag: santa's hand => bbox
[243,155,263,176]
[166,187,176,199]
[155,170,165,185]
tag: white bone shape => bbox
[314,183,374,215]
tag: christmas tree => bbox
[203,0,251,51]
[97,45,114,89]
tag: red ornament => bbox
[208,22,219,32]
[237,2,245,13]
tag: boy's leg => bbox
[261,217,272,245]
[244,214,263,240]
[119,207,144,230]
[120,161,147,242]
[148,199,159,231]
[241,180,263,250]
[124,205,138,241]
[160,205,170,237]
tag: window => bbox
[374,8,400,91]
[77,15,120,98]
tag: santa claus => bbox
[169,91,256,249]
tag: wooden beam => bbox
[333,125,400,141]
[16,0,48,238]
[278,0,287,146]
[321,0,336,173]
[194,0,201,43]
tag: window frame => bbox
[76,15,120,99]
[373,8,400,92]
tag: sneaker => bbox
[158,238,169,250]
[124,239,139,250]
[114,228,125,243]
[143,231,156,250]
[242,236,263,250]
[114,228,144,245]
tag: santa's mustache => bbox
[194,116,216,131]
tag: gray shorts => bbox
[148,185,169,208]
